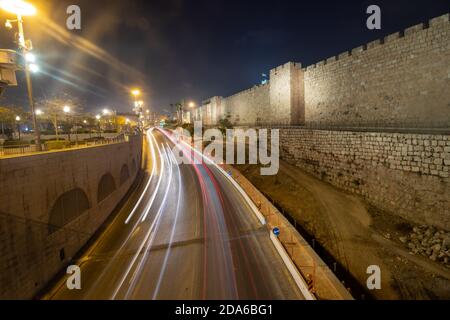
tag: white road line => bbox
[270,232,316,300]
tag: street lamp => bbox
[15,115,21,140]
[63,105,71,141]
[95,114,102,138]
[35,108,42,116]
[0,0,42,150]
[131,89,143,130]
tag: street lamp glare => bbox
[131,89,140,96]
[95,115,101,120]
[15,115,20,121]
[0,0,37,16]
[35,109,42,115]
[102,108,110,115]
[29,63,38,73]
[189,102,196,108]
[25,52,35,62]
[63,105,70,113]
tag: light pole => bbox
[95,114,101,138]
[15,115,20,140]
[63,105,71,142]
[131,89,143,130]
[1,0,42,151]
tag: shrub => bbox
[45,140,70,150]
[2,140,30,148]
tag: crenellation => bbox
[366,39,381,49]
[404,23,425,36]
[351,45,365,55]
[384,32,401,43]
[337,51,350,60]
[429,13,450,26]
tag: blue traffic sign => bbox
[273,227,280,236]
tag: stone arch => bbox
[48,188,90,234]
[97,173,116,203]
[120,164,130,185]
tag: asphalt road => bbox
[44,128,304,300]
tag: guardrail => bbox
[0,134,129,157]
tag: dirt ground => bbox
[234,160,450,300]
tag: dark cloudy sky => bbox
[0,0,448,115]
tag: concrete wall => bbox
[280,129,450,230]
[0,135,142,299]
[304,14,450,127]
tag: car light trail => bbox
[113,141,174,299]
[139,130,166,223]
[152,144,182,299]
[125,129,156,224]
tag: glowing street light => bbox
[0,0,36,16]
[25,52,35,62]
[35,109,42,115]
[15,114,21,140]
[131,89,140,97]
[28,63,38,73]
[95,114,101,120]
[189,101,196,108]
[63,105,70,113]
[102,108,110,115]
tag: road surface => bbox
[44,128,304,300]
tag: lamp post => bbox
[63,105,71,142]
[131,89,143,130]
[1,0,42,151]
[15,115,20,140]
[95,114,101,138]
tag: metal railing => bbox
[0,133,128,157]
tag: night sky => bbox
[0,0,448,115]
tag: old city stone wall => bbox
[194,13,449,128]
[0,135,142,299]
[304,14,450,127]
[280,129,450,230]
[222,83,270,126]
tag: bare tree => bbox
[36,94,83,140]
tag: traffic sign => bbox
[273,227,280,236]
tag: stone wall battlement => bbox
[305,13,449,71]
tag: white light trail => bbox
[114,144,174,299]
[152,143,183,299]
[139,132,166,222]
[125,129,156,224]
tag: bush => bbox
[83,136,105,143]
[2,140,30,148]
[45,140,70,150]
